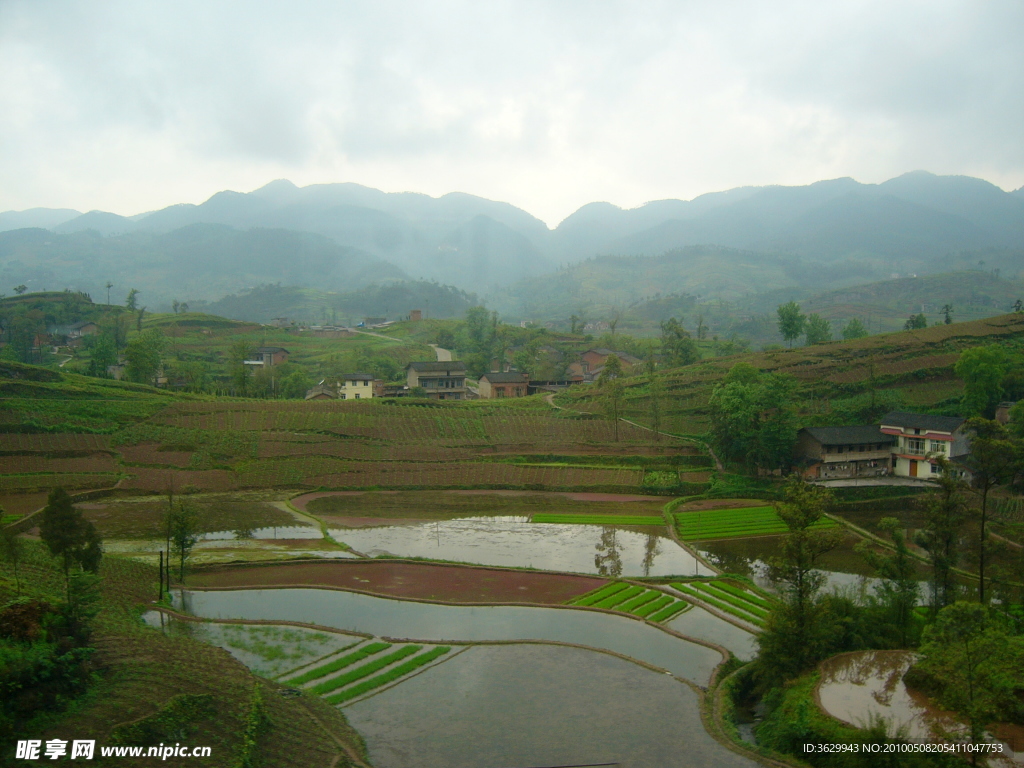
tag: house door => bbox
[909,460,918,478]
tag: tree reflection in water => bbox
[595,526,623,578]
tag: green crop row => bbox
[671,583,765,627]
[707,581,775,610]
[533,514,665,526]
[326,646,451,705]
[633,594,673,618]
[617,590,662,614]
[693,582,769,618]
[309,645,421,695]
[286,642,391,686]
[569,581,627,606]
[594,585,645,609]
[648,600,691,623]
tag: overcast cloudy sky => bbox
[2,0,1022,226]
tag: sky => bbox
[2,0,1023,228]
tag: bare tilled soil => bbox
[188,560,605,604]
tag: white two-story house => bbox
[879,411,969,479]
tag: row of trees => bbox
[775,301,870,347]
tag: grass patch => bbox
[326,646,451,705]
[616,589,662,613]
[632,594,673,618]
[285,642,391,686]
[675,505,837,541]
[309,645,422,696]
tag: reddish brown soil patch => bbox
[0,492,49,517]
[120,468,239,492]
[189,561,604,604]
[674,498,769,511]
[0,454,118,474]
[119,443,194,468]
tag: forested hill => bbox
[3,171,1022,304]
[0,225,407,308]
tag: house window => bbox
[354,393,360,399]
[340,394,346,400]
[907,438,925,454]
[930,440,945,453]
[930,463,940,474]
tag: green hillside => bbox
[557,312,1024,437]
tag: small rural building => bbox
[337,373,374,400]
[409,309,422,321]
[406,361,467,400]
[568,349,642,381]
[478,372,529,399]
[794,426,895,480]
[245,346,290,367]
[304,384,336,400]
[68,320,99,339]
[879,411,969,479]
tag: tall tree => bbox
[857,517,920,647]
[124,328,166,385]
[708,363,798,473]
[942,303,954,324]
[841,317,869,340]
[168,503,200,582]
[755,480,844,686]
[804,313,832,345]
[229,338,256,395]
[916,459,969,611]
[645,357,662,442]
[776,301,806,347]
[125,288,139,311]
[962,418,1019,604]
[598,354,624,442]
[904,313,927,330]
[955,345,1009,417]
[660,317,698,367]
[38,487,103,600]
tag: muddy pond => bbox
[816,650,1024,763]
[175,587,725,685]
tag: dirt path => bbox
[429,344,453,362]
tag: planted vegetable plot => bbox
[675,505,838,541]
[278,639,451,706]
[670,579,774,627]
[532,513,665,526]
[567,583,690,623]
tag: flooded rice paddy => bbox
[345,643,759,768]
[667,606,759,661]
[176,587,724,684]
[141,612,361,677]
[330,515,714,577]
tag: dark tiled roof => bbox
[255,346,289,354]
[802,425,893,445]
[340,372,374,381]
[880,411,965,433]
[407,361,467,372]
[481,372,529,383]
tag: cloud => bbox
[1,0,1022,226]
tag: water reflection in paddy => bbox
[199,525,322,541]
[667,606,758,661]
[177,587,723,684]
[345,644,758,768]
[330,515,714,577]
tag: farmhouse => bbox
[794,426,894,479]
[880,411,969,479]
[567,349,641,381]
[406,361,468,400]
[478,372,529,399]
[244,346,290,367]
[304,373,377,400]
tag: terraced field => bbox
[532,513,665,526]
[278,638,452,706]
[674,505,839,541]
[670,579,775,627]
[567,582,691,623]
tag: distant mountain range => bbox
[1,171,1022,313]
